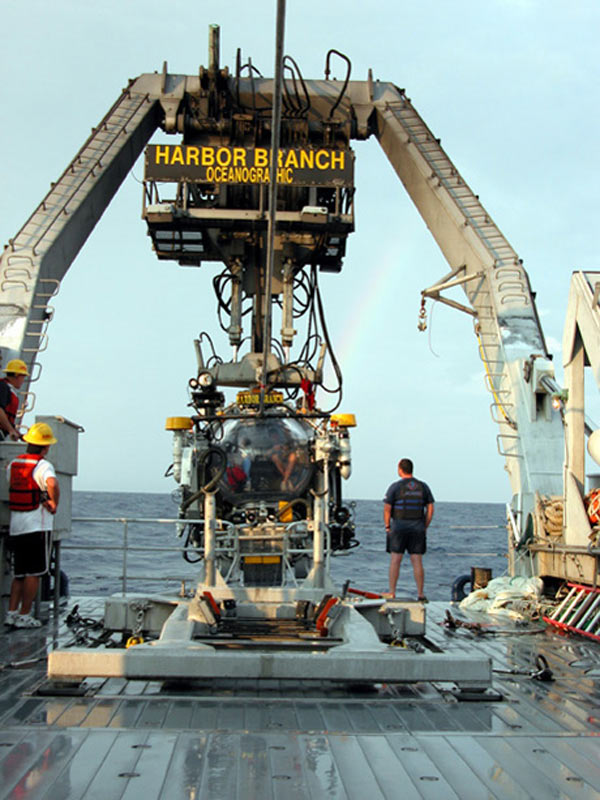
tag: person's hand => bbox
[43,498,57,514]
[8,430,19,441]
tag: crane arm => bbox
[0,74,167,411]
[362,83,565,517]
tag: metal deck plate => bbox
[1,727,599,799]
[1,600,600,799]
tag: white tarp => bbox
[459,575,543,619]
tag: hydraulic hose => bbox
[275,496,310,519]
[180,446,227,511]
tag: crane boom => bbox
[0,78,163,408]
[369,83,564,534]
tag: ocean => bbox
[65,493,507,601]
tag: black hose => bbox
[282,55,310,117]
[181,447,227,511]
[324,49,351,119]
[265,362,306,395]
[313,272,343,412]
[182,525,204,564]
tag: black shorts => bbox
[388,526,426,555]
[10,531,52,577]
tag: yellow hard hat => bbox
[4,359,28,376]
[23,422,57,446]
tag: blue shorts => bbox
[388,527,426,555]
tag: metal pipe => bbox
[204,492,217,586]
[229,259,243,347]
[62,544,216,553]
[208,24,220,74]
[122,520,128,595]
[312,470,327,588]
[53,539,61,619]
[281,258,295,347]
[259,0,286,414]
[423,270,484,296]
[72,516,185,523]
[61,541,504,558]
[34,581,41,620]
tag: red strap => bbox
[300,378,315,410]
[315,597,338,635]
[202,591,221,618]
[347,586,385,599]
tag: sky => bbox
[0,0,599,501]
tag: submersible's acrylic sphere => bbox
[217,416,314,503]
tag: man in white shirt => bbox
[5,422,59,628]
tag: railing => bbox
[62,516,325,594]
[59,516,507,601]
[63,517,201,595]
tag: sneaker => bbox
[4,610,18,626]
[13,614,42,629]
[417,596,429,604]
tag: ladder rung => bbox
[558,593,586,624]
[551,587,578,620]
[585,610,600,634]
[580,595,600,631]
[568,593,596,626]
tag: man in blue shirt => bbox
[383,458,434,601]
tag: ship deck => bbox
[1,598,599,799]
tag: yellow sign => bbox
[145,145,354,187]
[236,391,284,406]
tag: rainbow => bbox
[336,252,399,367]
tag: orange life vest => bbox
[585,489,600,525]
[1,378,19,426]
[9,453,43,511]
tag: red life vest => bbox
[1,378,19,426]
[9,453,43,511]
[226,465,247,491]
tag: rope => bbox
[535,494,563,537]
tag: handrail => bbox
[66,515,319,594]
[64,516,503,596]
[66,517,201,595]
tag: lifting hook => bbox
[418,297,427,332]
